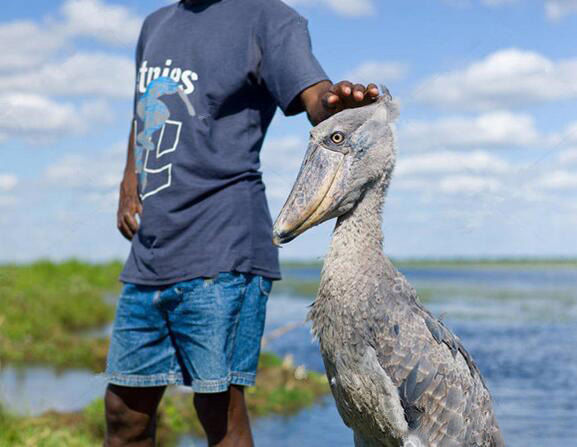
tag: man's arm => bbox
[300,80,380,126]
[117,121,142,240]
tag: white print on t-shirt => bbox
[138,59,199,95]
[134,118,183,201]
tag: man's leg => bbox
[194,385,253,447]
[104,384,166,447]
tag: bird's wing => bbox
[366,259,504,447]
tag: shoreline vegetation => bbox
[0,260,328,446]
[277,257,577,299]
[282,257,577,270]
[1,259,575,445]
[0,352,328,447]
[1,257,574,366]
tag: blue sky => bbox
[1,0,576,263]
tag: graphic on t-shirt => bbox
[135,118,182,201]
[135,76,195,192]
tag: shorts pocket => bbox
[258,276,273,297]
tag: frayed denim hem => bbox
[104,372,245,393]
[230,371,256,387]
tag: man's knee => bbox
[193,386,251,445]
[104,384,164,445]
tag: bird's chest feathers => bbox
[311,285,407,439]
[323,343,409,440]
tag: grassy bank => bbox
[0,260,121,370]
[395,257,577,269]
[282,257,577,271]
[273,277,321,299]
[0,352,328,447]
[0,261,329,445]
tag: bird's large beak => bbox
[273,142,345,245]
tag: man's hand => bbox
[117,173,142,241]
[301,80,380,126]
[322,81,380,113]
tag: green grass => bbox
[0,261,330,446]
[0,260,122,370]
[2,257,572,370]
[394,257,577,269]
[273,277,320,299]
[0,404,99,447]
[0,352,329,447]
[281,257,577,270]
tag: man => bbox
[104,0,379,445]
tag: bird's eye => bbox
[331,131,345,145]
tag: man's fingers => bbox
[353,84,366,102]
[125,212,139,234]
[367,83,380,98]
[117,217,134,241]
[333,81,354,98]
[321,81,385,118]
[322,91,341,110]
[327,93,340,106]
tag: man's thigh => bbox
[105,283,181,387]
[167,273,271,392]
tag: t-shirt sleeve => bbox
[259,9,330,116]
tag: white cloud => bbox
[44,142,125,189]
[396,150,510,176]
[285,0,375,17]
[0,174,18,192]
[439,175,502,194]
[392,178,433,192]
[400,111,541,150]
[545,0,577,20]
[537,170,577,190]
[0,52,134,98]
[414,48,577,110]
[345,61,408,84]
[261,136,307,200]
[0,1,141,73]
[481,0,518,5]
[0,195,17,208]
[559,148,577,164]
[392,173,502,195]
[558,121,577,146]
[0,93,113,140]
[61,0,142,46]
[0,21,67,72]
[0,1,140,143]
[443,0,518,8]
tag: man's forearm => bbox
[302,81,333,126]
[117,121,142,240]
[124,121,137,179]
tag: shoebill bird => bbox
[272,91,505,447]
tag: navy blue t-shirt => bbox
[119,0,329,285]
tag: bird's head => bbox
[273,89,398,245]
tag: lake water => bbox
[2,265,576,447]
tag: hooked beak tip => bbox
[273,227,297,247]
[272,232,284,248]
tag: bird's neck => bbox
[322,182,387,290]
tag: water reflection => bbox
[0,366,108,416]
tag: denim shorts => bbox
[104,272,272,393]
